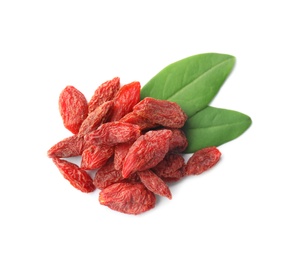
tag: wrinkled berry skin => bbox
[133,97,188,128]
[93,160,124,189]
[99,182,156,215]
[59,85,88,134]
[78,100,114,137]
[47,135,85,158]
[80,144,114,170]
[88,77,120,113]
[85,122,141,146]
[122,129,172,178]
[114,142,133,170]
[52,158,96,193]
[110,81,141,121]
[138,170,172,199]
[153,153,185,182]
[185,147,221,175]
[119,111,159,131]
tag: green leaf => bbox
[141,53,235,117]
[183,106,252,153]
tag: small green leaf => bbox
[183,106,252,153]
[141,53,235,117]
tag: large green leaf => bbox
[141,53,235,117]
[183,106,252,153]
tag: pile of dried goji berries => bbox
[48,77,221,215]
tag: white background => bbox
[1,1,295,259]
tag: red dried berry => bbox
[78,100,114,137]
[169,129,188,153]
[119,111,159,131]
[93,160,124,189]
[133,97,188,128]
[81,144,114,170]
[52,158,95,193]
[47,135,85,158]
[152,153,185,182]
[114,142,133,170]
[84,122,141,146]
[185,147,221,175]
[58,85,88,134]
[138,170,172,199]
[122,129,172,178]
[99,182,156,215]
[88,77,120,113]
[110,81,141,121]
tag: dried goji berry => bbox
[122,129,172,178]
[119,111,159,131]
[47,135,85,158]
[52,158,95,193]
[152,153,185,182]
[99,182,156,215]
[114,142,133,170]
[78,100,113,137]
[185,147,221,175]
[58,85,88,134]
[138,170,172,199]
[84,122,141,146]
[169,129,188,153]
[93,159,124,189]
[81,144,114,170]
[88,77,120,113]
[133,97,188,128]
[110,81,141,121]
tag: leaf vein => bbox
[167,57,233,100]
[185,121,249,130]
